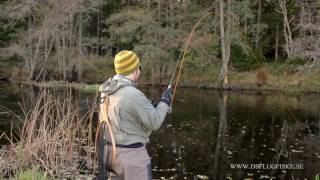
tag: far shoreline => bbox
[9,80,320,96]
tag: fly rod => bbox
[169,11,213,107]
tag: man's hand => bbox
[160,87,173,106]
[151,100,159,107]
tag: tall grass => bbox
[0,88,96,178]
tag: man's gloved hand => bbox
[160,87,173,106]
[151,100,159,107]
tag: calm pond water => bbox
[0,83,319,179]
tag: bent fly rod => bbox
[169,10,213,108]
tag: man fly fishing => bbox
[96,50,172,180]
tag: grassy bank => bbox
[229,63,320,93]
[167,62,320,94]
[19,62,320,95]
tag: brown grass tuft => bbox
[256,68,268,87]
[0,88,96,178]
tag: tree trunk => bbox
[28,15,33,58]
[219,0,226,86]
[218,0,231,88]
[62,32,67,81]
[226,0,231,70]
[157,0,161,19]
[77,11,83,81]
[280,0,293,58]
[96,0,101,56]
[28,34,43,81]
[244,17,247,36]
[55,33,62,80]
[35,28,54,81]
[24,14,33,80]
[275,23,279,59]
[147,0,150,11]
[256,0,262,54]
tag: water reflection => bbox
[149,89,320,179]
[213,92,227,179]
[0,83,22,144]
[0,84,319,179]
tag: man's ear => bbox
[135,69,140,80]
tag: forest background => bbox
[0,0,319,91]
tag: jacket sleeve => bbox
[129,88,169,131]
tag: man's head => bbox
[114,50,141,81]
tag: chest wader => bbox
[95,93,117,180]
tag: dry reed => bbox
[0,87,96,178]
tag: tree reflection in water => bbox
[1,86,320,179]
[149,89,320,179]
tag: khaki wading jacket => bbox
[99,75,169,145]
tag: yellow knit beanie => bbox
[114,50,141,76]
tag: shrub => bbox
[230,45,260,71]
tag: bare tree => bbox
[279,0,294,58]
[278,0,320,64]
[256,0,262,54]
[275,22,280,59]
[293,0,320,63]
[1,0,100,81]
[218,0,231,88]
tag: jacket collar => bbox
[113,74,136,86]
